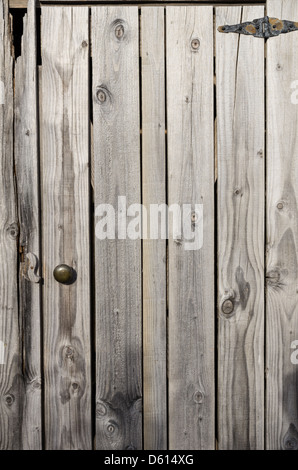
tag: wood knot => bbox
[6,222,18,240]
[191,38,200,52]
[72,382,79,391]
[283,423,298,450]
[277,201,284,210]
[97,89,106,103]
[115,24,124,40]
[107,423,115,434]
[96,401,107,418]
[4,394,14,406]
[266,267,288,289]
[95,85,111,107]
[111,19,127,42]
[64,345,75,360]
[81,40,88,48]
[30,378,42,390]
[191,211,198,224]
[257,149,263,158]
[105,420,119,437]
[33,381,41,390]
[220,289,236,317]
[233,187,242,197]
[221,299,234,315]
[266,269,280,285]
[193,390,204,404]
[284,437,298,450]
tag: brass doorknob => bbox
[53,264,75,284]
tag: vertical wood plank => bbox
[0,0,23,450]
[92,7,142,450]
[14,0,42,449]
[266,0,298,450]
[216,5,265,450]
[141,7,167,450]
[41,7,91,449]
[167,6,215,450]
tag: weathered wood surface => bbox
[9,0,266,7]
[266,0,298,451]
[14,0,42,450]
[41,7,92,449]
[92,7,142,450]
[0,0,23,450]
[167,6,215,450]
[2,0,298,451]
[216,5,265,450]
[141,7,167,451]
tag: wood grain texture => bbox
[167,6,215,450]
[141,7,167,451]
[41,7,91,449]
[216,5,265,450]
[8,0,265,6]
[14,0,42,450]
[266,0,298,451]
[92,7,142,450]
[0,0,23,450]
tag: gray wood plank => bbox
[14,0,42,450]
[92,6,142,450]
[167,6,215,450]
[0,0,23,450]
[141,7,167,451]
[266,0,298,451]
[216,5,265,450]
[41,6,92,450]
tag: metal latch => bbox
[218,16,298,39]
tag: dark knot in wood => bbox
[115,24,124,40]
[4,394,15,406]
[97,89,106,103]
[283,423,298,450]
[95,85,112,106]
[193,390,204,404]
[191,38,200,51]
[222,299,234,315]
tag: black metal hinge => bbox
[218,16,298,39]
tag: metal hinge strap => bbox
[218,16,298,39]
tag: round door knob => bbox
[53,264,74,284]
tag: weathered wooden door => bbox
[1,0,298,450]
